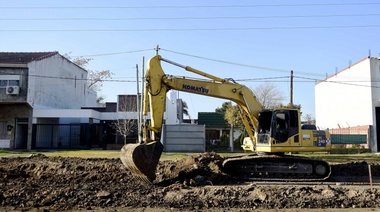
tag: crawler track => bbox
[238,180,380,186]
[223,154,331,181]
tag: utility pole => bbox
[140,57,145,143]
[290,70,293,108]
[155,45,160,55]
[136,64,141,143]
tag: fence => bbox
[32,123,106,149]
[329,125,369,148]
[162,124,205,152]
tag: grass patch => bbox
[1,149,379,164]
[0,149,199,161]
[0,149,121,158]
[298,152,380,164]
[0,149,41,157]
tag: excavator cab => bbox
[255,108,331,154]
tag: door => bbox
[376,107,380,152]
[15,118,28,149]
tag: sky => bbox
[1,0,380,120]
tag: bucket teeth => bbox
[120,141,164,183]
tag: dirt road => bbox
[0,153,379,211]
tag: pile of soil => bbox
[0,153,379,211]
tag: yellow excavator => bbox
[120,55,332,183]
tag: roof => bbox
[198,112,230,128]
[0,52,59,64]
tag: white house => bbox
[315,56,380,152]
[0,52,98,149]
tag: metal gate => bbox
[32,123,105,149]
[161,124,205,152]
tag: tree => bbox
[303,114,315,124]
[113,95,138,144]
[87,69,113,92]
[253,82,285,109]
[182,100,190,118]
[217,83,286,133]
[215,102,230,114]
[224,102,242,127]
[63,53,113,101]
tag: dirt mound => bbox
[0,153,379,211]
[155,152,232,186]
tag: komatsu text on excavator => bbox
[120,55,332,183]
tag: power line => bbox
[295,76,380,88]
[3,14,380,21]
[0,3,379,9]
[27,74,380,88]
[71,49,152,57]
[2,25,378,32]
[236,76,290,81]
[161,48,325,77]
[28,74,139,83]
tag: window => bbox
[0,80,7,87]
[0,75,21,88]
[0,80,20,88]
[9,80,19,86]
[118,95,138,112]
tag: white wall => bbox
[315,57,373,129]
[27,54,98,109]
[165,90,179,124]
[370,57,380,115]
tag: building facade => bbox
[0,52,98,149]
[315,56,380,152]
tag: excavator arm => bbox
[144,55,262,143]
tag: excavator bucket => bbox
[120,141,164,183]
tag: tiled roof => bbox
[198,112,230,128]
[0,52,59,64]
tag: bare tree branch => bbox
[63,53,113,95]
[113,95,138,144]
[253,82,285,109]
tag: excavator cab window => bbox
[288,110,299,137]
[257,110,272,134]
[272,111,289,143]
[257,110,272,144]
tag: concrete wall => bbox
[27,54,98,109]
[315,57,373,129]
